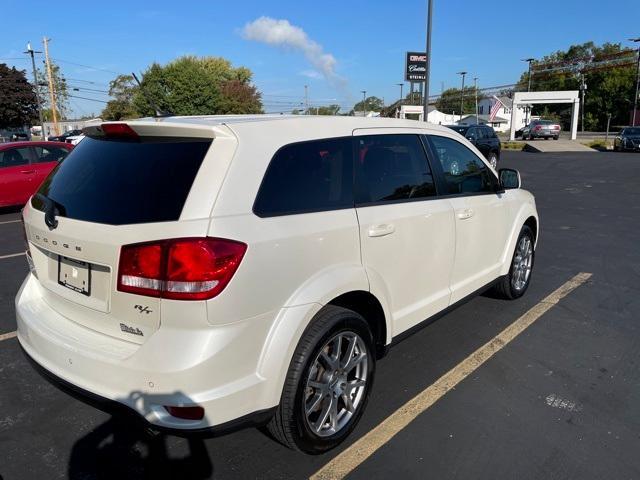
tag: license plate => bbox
[58,256,91,296]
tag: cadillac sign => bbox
[405,52,427,82]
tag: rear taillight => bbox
[534,125,542,131]
[117,238,246,300]
[553,125,560,130]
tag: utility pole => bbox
[474,77,479,125]
[580,73,586,132]
[304,85,309,115]
[422,0,433,122]
[631,38,640,126]
[24,42,45,140]
[43,37,60,136]
[361,90,367,117]
[522,58,535,125]
[457,71,467,118]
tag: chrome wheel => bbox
[304,331,369,437]
[511,235,533,291]
[489,155,498,169]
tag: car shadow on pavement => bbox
[68,414,213,480]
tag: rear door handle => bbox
[20,170,35,174]
[368,223,395,237]
[456,208,475,220]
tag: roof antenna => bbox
[131,72,173,118]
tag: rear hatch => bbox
[24,122,220,344]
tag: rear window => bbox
[32,136,211,225]
[253,137,353,217]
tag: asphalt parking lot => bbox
[1,150,639,479]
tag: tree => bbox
[515,42,636,130]
[0,64,38,128]
[300,105,341,115]
[133,56,262,116]
[435,87,480,115]
[217,79,262,114]
[37,61,69,119]
[351,96,384,115]
[101,74,139,120]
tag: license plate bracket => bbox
[58,256,91,296]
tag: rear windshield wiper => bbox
[34,193,65,229]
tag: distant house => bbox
[475,95,528,132]
[458,114,509,130]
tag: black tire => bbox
[554,136,559,140]
[267,305,375,454]
[492,225,535,300]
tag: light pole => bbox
[473,77,479,124]
[361,90,367,117]
[457,71,467,118]
[422,0,433,122]
[24,42,45,140]
[304,85,309,115]
[397,83,404,104]
[630,38,640,126]
[522,58,535,125]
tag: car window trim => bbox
[422,134,501,198]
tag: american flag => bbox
[489,96,504,121]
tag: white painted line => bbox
[311,272,592,480]
[0,331,17,342]
[0,219,21,225]
[0,252,25,260]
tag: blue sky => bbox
[1,0,639,117]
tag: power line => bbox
[51,57,123,75]
[68,94,109,104]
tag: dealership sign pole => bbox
[406,52,427,119]
[423,0,433,122]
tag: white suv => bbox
[16,116,538,453]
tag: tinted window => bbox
[466,128,478,140]
[623,127,640,135]
[428,135,496,195]
[447,125,468,135]
[32,136,211,225]
[254,137,353,217]
[32,146,69,163]
[0,147,32,168]
[356,134,436,204]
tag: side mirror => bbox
[499,168,521,189]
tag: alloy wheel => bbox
[511,235,533,291]
[304,331,369,437]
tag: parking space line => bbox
[311,272,592,480]
[0,220,21,225]
[0,331,17,342]
[0,252,25,260]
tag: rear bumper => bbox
[20,344,275,436]
[16,274,279,431]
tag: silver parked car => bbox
[522,119,561,140]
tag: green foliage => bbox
[0,64,39,128]
[351,96,384,115]
[303,105,341,115]
[435,87,481,115]
[515,42,637,130]
[132,56,262,116]
[37,62,69,120]
[101,74,139,120]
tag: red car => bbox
[0,141,73,207]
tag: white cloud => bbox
[300,69,322,79]
[242,17,345,89]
